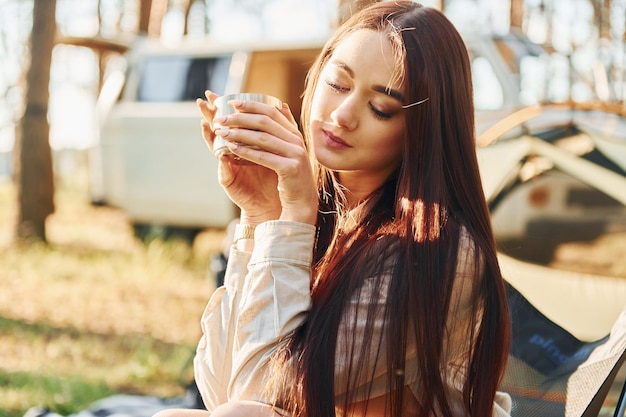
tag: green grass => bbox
[0,371,116,417]
[0,313,196,417]
[0,168,224,417]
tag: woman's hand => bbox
[197,90,318,226]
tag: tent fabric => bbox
[502,282,626,417]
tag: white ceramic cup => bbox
[213,93,283,157]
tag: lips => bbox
[322,129,351,149]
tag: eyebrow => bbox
[330,59,405,103]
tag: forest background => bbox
[0,0,625,416]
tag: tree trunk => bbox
[15,0,57,242]
[181,0,192,35]
[138,0,153,35]
[149,0,169,37]
[592,0,611,41]
[510,0,524,30]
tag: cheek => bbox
[308,90,324,143]
[391,124,406,152]
[309,120,328,158]
[379,122,406,159]
[371,118,404,145]
[309,83,330,120]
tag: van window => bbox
[137,55,232,102]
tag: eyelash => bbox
[325,80,394,120]
[371,106,393,120]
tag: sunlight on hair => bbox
[400,197,443,242]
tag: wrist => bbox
[280,206,317,225]
[239,212,274,227]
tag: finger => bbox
[216,112,302,152]
[280,102,299,129]
[223,134,307,173]
[204,90,219,108]
[197,98,215,123]
[216,152,235,188]
[201,119,216,152]
[228,99,298,133]
[215,125,302,161]
[224,141,269,167]
[197,90,221,124]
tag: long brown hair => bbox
[271,2,510,416]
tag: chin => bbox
[311,126,348,170]
[311,145,341,171]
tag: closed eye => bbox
[326,79,395,120]
[325,79,348,93]
[370,104,393,120]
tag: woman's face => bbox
[309,29,406,187]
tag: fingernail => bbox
[231,100,243,108]
[214,126,229,137]
[214,116,227,124]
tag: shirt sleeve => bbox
[194,246,251,411]
[194,220,316,410]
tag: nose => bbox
[330,95,359,131]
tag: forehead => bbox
[328,29,404,92]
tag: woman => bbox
[187,2,510,416]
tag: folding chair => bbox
[498,253,626,417]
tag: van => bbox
[89,37,322,239]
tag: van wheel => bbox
[132,223,200,244]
